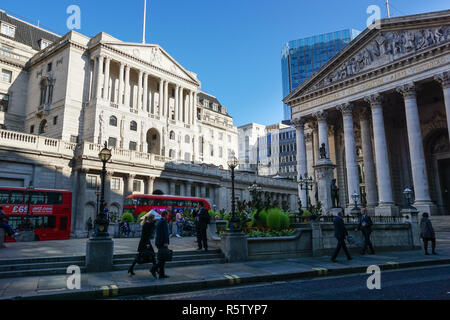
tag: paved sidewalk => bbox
[0,236,216,260]
[1,238,449,300]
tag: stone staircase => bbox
[0,250,225,279]
[430,216,450,233]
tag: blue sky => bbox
[1,0,449,126]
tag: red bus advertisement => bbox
[123,194,211,218]
[0,187,72,242]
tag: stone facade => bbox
[285,10,450,216]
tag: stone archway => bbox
[146,128,161,155]
[425,129,450,215]
[153,189,164,195]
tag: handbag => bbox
[157,247,173,262]
[136,248,155,265]
[346,235,355,245]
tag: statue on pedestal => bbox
[331,179,339,208]
[319,143,327,159]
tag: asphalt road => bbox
[123,264,450,300]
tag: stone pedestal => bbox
[375,203,399,216]
[85,237,114,272]
[313,159,336,213]
[0,228,5,248]
[311,222,324,257]
[15,231,35,242]
[220,232,248,263]
[400,208,422,249]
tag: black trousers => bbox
[156,247,166,276]
[423,237,436,253]
[332,237,351,260]
[197,227,208,250]
[361,230,375,254]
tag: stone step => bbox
[112,249,222,259]
[113,253,223,264]
[0,267,86,279]
[430,216,450,232]
[0,260,85,272]
[0,256,85,266]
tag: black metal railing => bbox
[289,214,406,226]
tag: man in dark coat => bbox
[420,212,437,255]
[331,211,352,262]
[195,202,210,252]
[357,208,375,255]
[155,211,170,278]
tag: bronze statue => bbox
[331,179,339,208]
[319,143,327,159]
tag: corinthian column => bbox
[292,117,307,208]
[435,72,450,140]
[312,110,330,160]
[103,57,110,100]
[337,103,360,209]
[358,107,378,209]
[137,70,143,110]
[143,73,148,111]
[396,83,436,214]
[96,56,104,100]
[118,63,124,105]
[174,85,179,121]
[124,65,131,108]
[365,94,397,216]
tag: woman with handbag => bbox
[128,213,158,278]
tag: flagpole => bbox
[386,0,391,18]
[142,0,147,44]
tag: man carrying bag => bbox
[155,211,172,279]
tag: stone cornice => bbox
[434,70,450,88]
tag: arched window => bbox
[109,116,117,127]
[185,135,190,144]
[169,149,175,158]
[130,121,137,131]
[38,120,47,135]
[170,131,175,140]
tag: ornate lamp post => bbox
[95,186,101,214]
[94,142,112,238]
[298,174,314,211]
[351,192,361,216]
[227,154,239,232]
[23,181,35,232]
[403,187,413,209]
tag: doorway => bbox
[438,158,450,214]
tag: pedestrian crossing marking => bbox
[386,261,399,268]
[101,286,110,297]
[313,267,328,275]
[224,274,235,285]
[110,285,119,296]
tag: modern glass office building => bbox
[281,29,361,120]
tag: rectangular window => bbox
[108,137,117,148]
[219,147,223,158]
[9,191,24,204]
[175,184,181,196]
[206,187,210,198]
[191,185,196,197]
[219,132,223,140]
[133,180,141,192]
[53,116,58,125]
[87,175,97,189]
[26,192,45,205]
[0,93,9,112]
[46,192,62,205]
[111,178,121,191]
[47,63,52,72]
[70,135,79,143]
[129,141,137,151]
[60,217,68,231]
[1,23,16,37]
[210,144,214,157]
[0,190,9,204]
[1,69,12,83]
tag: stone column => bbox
[91,58,97,100]
[143,73,148,112]
[435,72,450,141]
[103,57,110,100]
[169,180,176,195]
[193,92,198,126]
[174,85,179,121]
[185,92,190,124]
[179,87,184,122]
[118,63,124,105]
[164,81,169,119]
[137,70,143,110]
[96,56,104,100]
[358,107,378,209]
[359,108,378,209]
[365,94,397,216]
[124,65,131,108]
[189,91,194,125]
[337,103,361,210]
[125,174,135,197]
[144,177,155,195]
[200,184,206,198]
[186,181,192,197]
[313,110,330,160]
[396,83,435,215]
[158,79,164,117]
[292,117,307,208]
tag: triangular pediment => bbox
[105,42,200,85]
[284,10,450,104]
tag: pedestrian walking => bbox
[195,202,211,252]
[0,206,19,238]
[357,208,375,255]
[176,210,184,238]
[331,211,352,262]
[128,213,158,278]
[167,206,175,237]
[420,212,437,255]
[155,211,170,279]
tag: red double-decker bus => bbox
[0,187,72,241]
[123,194,211,218]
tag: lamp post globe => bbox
[94,142,112,238]
[403,187,413,208]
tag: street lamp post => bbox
[227,154,239,232]
[403,187,413,209]
[351,192,361,216]
[95,186,101,214]
[298,175,314,211]
[94,142,112,238]
[23,181,35,232]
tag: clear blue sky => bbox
[1,0,449,126]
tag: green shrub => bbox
[266,208,282,231]
[137,211,148,222]
[280,213,290,230]
[302,210,311,217]
[121,212,135,223]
